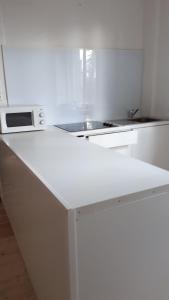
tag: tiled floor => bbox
[0,201,37,300]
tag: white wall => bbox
[142,0,169,118]
[0,5,7,105]
[142,0,160,116]
[2,0,169,120]
[0,0,143,49]
[0,0,145,123]
[152,0,169,117]
[0,47,7,105]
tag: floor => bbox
[0,200,37,300]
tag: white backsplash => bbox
[3,47,143,124]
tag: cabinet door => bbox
[111,145,131,156]
[0,47,7,106]
[88,130,137,148]
[131,125,169,170]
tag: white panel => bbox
[3,47,143,124]
[88,130,138,148]
[77,191,169,300]
[0,142,70,300]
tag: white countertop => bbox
[1,126,169,210]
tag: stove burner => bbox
[103,121,117,127]
[55,121,118,132]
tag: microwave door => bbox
[6,112,33,128]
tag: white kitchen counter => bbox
[2,126,169,300]
[1,126,169,210]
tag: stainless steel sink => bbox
[113,120,139,126]
[112,117,165,126]
[130,117,161,123]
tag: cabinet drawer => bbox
[88,130,138,148]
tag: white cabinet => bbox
[131,125,169,170]
[88,130,138,156]
[0,47,7,106]
[87,125,169,170]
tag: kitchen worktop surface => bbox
[1,126,169,210]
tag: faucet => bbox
[128,108,139,120]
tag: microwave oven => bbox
[0,105,46,133]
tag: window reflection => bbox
[79,48,96,120]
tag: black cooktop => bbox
[55,121,118,132]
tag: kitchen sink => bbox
[130,117,161,123]
[113,120,139,126]
[113,117,164,126]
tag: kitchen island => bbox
[1,126,169,300]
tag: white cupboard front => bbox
[88,130,138,156]
[131,125,169,170]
